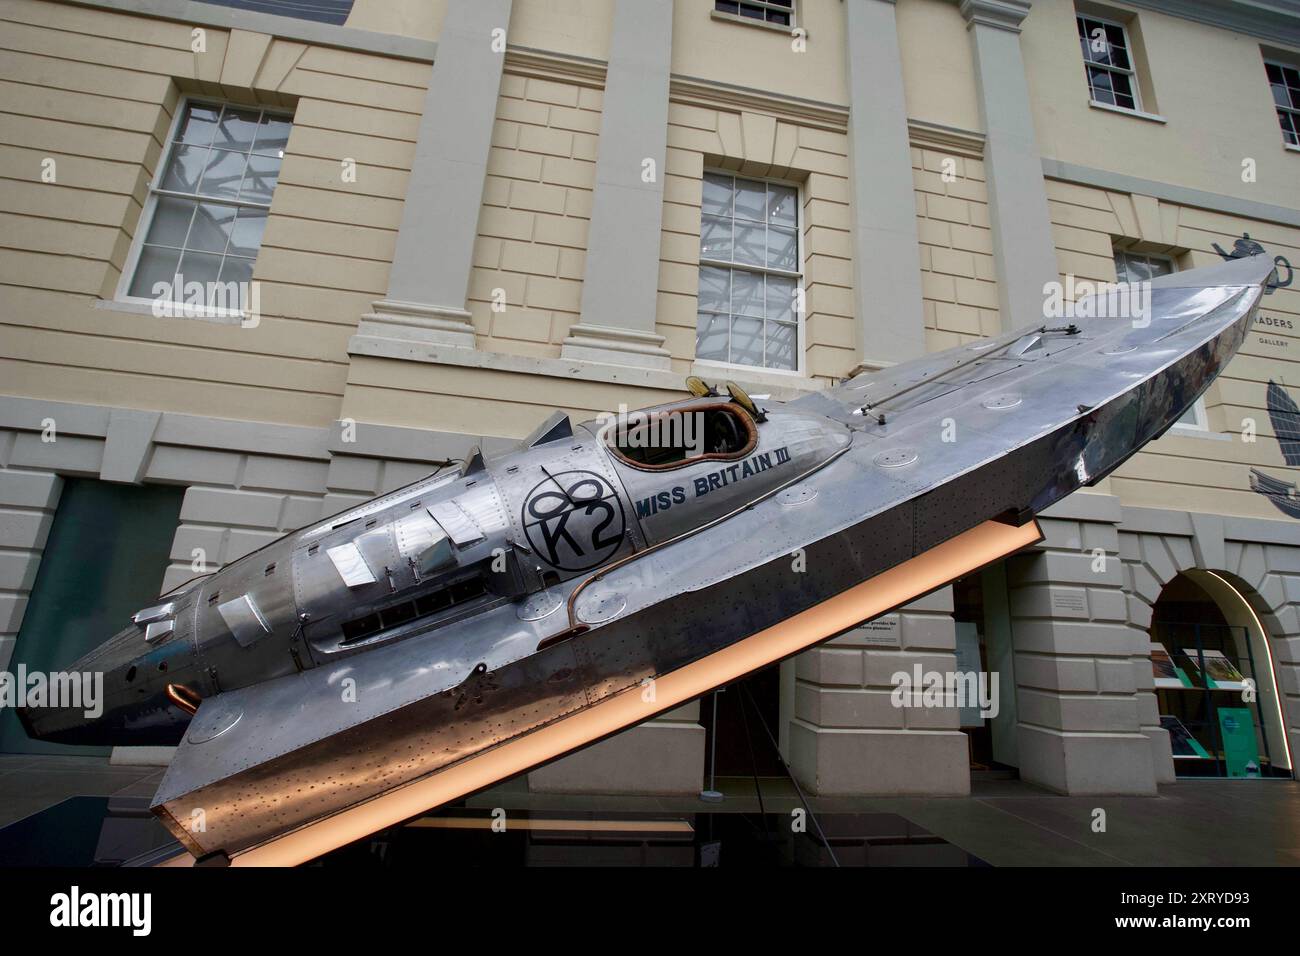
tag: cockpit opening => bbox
[606,403,757,470]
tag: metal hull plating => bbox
[21,255,1277,863]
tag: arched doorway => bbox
[1149,571,1293,779]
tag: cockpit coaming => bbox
[595,397,853,545]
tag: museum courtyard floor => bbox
[0,754,1296,866]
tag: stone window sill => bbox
[1088,99,1167,124]
[95,298,248,327]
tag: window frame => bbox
[694,169,807,377]
[712,0,796,29]
[1076,12,1144,114]
[1264,58,1300,150]
[1114,249,1208,432]
[114,95,292,320]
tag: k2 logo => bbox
[522,471,625,572]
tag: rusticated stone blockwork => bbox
[789,588,970,796]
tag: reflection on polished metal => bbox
[19,255,1277,865]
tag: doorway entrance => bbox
[951,561,1019,775]
[1149,571,1292,779]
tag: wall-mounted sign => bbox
[856,615,900,647]
[1213,233,1293,294]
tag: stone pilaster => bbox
[843,0,926,367]
[352,0,515,353]
[958,0,1059,332]
[560,0,675,369]
[1007,492,1159,794]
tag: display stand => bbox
[1149,623,1278,778]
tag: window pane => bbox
[1087,67,1116,105]
[733,179,766,222]
[186,202,237,254]
[214,107,261,153]
[1079,19,1105,62]
[218,257,254,307]
[147,197,195,248]
[177,249,223,289]
[700,214,733,261]
[160,144,209,193]
[252,115,291,156]
[1122,256,1151,281]
[128,246,181,298]
[698,266,729,314]
[696,312,729,362]
[768,321,797,370]
[239,152,281,204]
[768,184,797,226]
[767,225,798,271]
[227,208,268,259]
[730,316,764,367]
[1146,256,1173,278]
[767,275,795,323]
[1281,110,1298,147]
[733,221,766,267]
[197,148,249,200]
[1110,71,1136,109]
[176,104,220,146]
[732,269,764,316]
[1176,403,1199,426]
[701,173,732,217]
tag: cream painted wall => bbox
[670,0,848,106]
[508,0,615,61]
[1022,0,1299,209]
[896,0,983,133]
[0,0,429,427]
[344,0,447,42]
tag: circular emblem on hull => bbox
[517,589,563,621]
[522,470,626,572]
[778,486,817,506]
[874,448,918,468]
[187,702,243,744]
[576,583,627,625]
[982,394,1022,410]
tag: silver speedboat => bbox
[20,254,1278,865]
